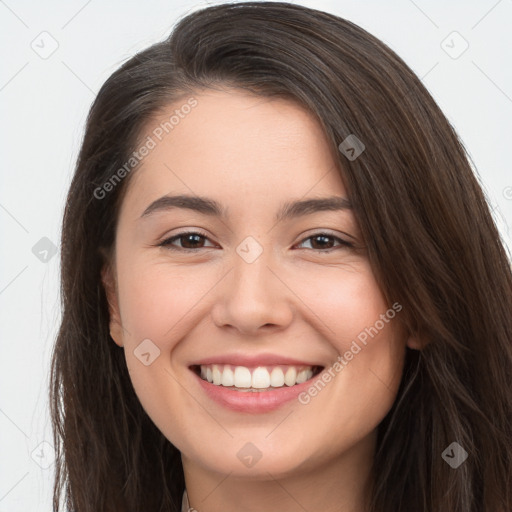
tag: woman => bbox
[49,2,512,511]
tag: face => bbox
[103,88,414,480]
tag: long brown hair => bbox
[50,2,512,511]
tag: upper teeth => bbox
[199,364,315,389]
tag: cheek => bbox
[291,264,406,428]
[293,318,406,465]
[289,259,392,343]
[116,257,220,345]
[113,258,215,437]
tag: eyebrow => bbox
[140,194,352,223]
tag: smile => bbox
[192,364,323,391]
[189,363,325,413]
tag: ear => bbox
[101,261,124,348]
[406,332,429,350]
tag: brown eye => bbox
[159,231,215,251]
[296,233,353,252]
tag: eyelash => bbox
[157,230,354,253]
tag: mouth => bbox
[189,363,324,392]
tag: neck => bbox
[181,430,376,512]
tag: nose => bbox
[210,247,294,336]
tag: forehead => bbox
[120,88,346,221]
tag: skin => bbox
[103,88,420,512]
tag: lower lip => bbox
[191,369,321,413]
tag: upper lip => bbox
[189,353,324,368]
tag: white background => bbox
[1,1,511,510]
